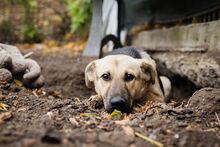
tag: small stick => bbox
[215,112,220,124]
[135,132,164,147]
[24,52,33,58]
[32,90,39,98]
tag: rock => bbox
[69,117,79,127]
[46,111,54,119]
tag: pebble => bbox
[69,117,79,127]
[46,111,54,119]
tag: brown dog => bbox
[85,48,171,113]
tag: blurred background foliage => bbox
[0,0,92,43]
[66,0,92,34]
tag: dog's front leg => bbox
[88,95,104,109]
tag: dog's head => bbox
[85,55,157,113]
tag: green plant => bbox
[65,0,92,34]
[0,20,14,42]
[18,0,42,43]
[21,23,42,43]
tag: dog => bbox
[85,47,171,113]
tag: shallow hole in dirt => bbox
[33,52,200,103]
[167,75,199,103]
[1,51,220,147]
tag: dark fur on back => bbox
[107,47,141,59]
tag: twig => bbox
[215,112,220,124]
[24,52,33,58]
[32,90,39,98]
[135,132,164,147]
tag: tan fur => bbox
[85,54,166,111]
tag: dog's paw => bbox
[88,95,103,109]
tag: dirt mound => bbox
[0,52,219,147]
[188,88,220,116]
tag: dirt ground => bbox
[0,51,220,147]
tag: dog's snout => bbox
[110,96,129,113]
[111,96,125,107]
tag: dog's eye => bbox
[101,73,111,81]
[124,73,135,82]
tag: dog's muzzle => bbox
[107,96,130,113]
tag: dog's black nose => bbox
[110,96,127,112]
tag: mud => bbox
[0,51,219,147]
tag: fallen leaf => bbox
[0,111,12,124]
[0,102,9,111]
[48,90,63,98]
[133,101,160,113]
[32,90,39,98]
[46,40,58,48]
[63,42,75,49]
[109,109,122,119]
[14,80,23,87]
[80,113,102,120]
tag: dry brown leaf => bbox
[63,42,75,49]
[17,38,87,56]
[33,89,46,97]
[32,90,39,98]
[46,40,58,48]
[48,90,63,98]
[133,101,161,113]
[0,102,9,111]
[14,80,23,87]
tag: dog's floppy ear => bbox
[85,61,96,88]
[140,61,156,84]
